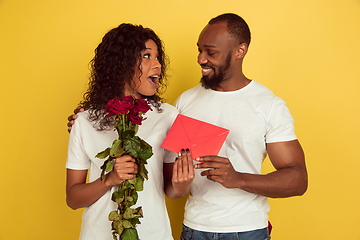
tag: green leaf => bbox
[114,146,126,158]
[139,148,153,160]
[121,130,135,139]
[121,228,139,240]
[136,207,143,218]
[123,137,141,158]
[113,220,124,236]
[105,160,114,173]
[116,197,125,205]
[122,220,133,228]
[100,158,108,170]
[127,190,138,206]
[127,177,137,186]
[134,177,143,191]
[124,138,140,158]
[129,218,141,226]
[109,211,121,221]
[122,180,135,190]
[95,147,111,159]
[123,207,133,219]
[112,188,124,200]
[100,159,110,180]
[140,139,152,150]
[139,163,148,180]
[112,188,125,204]
[110,139,122,156]
[123,207,136,219]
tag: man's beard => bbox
[200,52,232,89]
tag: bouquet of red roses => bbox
[95,95,153,240]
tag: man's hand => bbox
[194,156,240,188]
[195,140,307,198]
[67,108,84,133]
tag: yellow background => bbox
[1,1,359,239]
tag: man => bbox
[68,13,307,240]
[172,13,307,240]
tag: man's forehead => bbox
[197,22,232,47]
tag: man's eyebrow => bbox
[197,43,217,48]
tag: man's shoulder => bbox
[248,80,282,103]
[179,84,203,97]
[174,85,204,108]
[249,80,275,95]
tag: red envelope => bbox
[161,114,229,160]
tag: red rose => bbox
[105,97,120,117]
[135,99,152,114]
[105,96,135,117]
[128,109,142,125]
[121,95,135,103]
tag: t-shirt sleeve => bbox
[162,104,179,163]
[265,97,297,143]
[163,149,177,163]
[173,96,182,113]
[65,115,91,170]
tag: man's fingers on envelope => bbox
[194,156,226,169]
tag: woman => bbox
[66,23,194,240]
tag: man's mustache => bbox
[200,63,216,69]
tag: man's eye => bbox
[208,52,215,56]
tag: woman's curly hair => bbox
[79,23,169,130]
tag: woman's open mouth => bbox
[148,74,159,87]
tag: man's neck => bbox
[212,75,251,92]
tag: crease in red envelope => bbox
[161,114,229,161]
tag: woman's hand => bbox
[66,155,138,210]
[104,155,138,187]
[171,149,195,196]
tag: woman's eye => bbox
[143,54,150,59]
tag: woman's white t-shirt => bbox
[66,103,178,240]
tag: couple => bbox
[66,13,308,240]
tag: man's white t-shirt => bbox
[175,81,297,233]
[66,103,178,240]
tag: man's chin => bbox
[200,76,220,89]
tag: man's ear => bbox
[235,43,248,59]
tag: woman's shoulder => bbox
[75,110,90,123]
[159,102,179,113]
[72,110,96,131]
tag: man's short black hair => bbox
[209,13,251,46]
